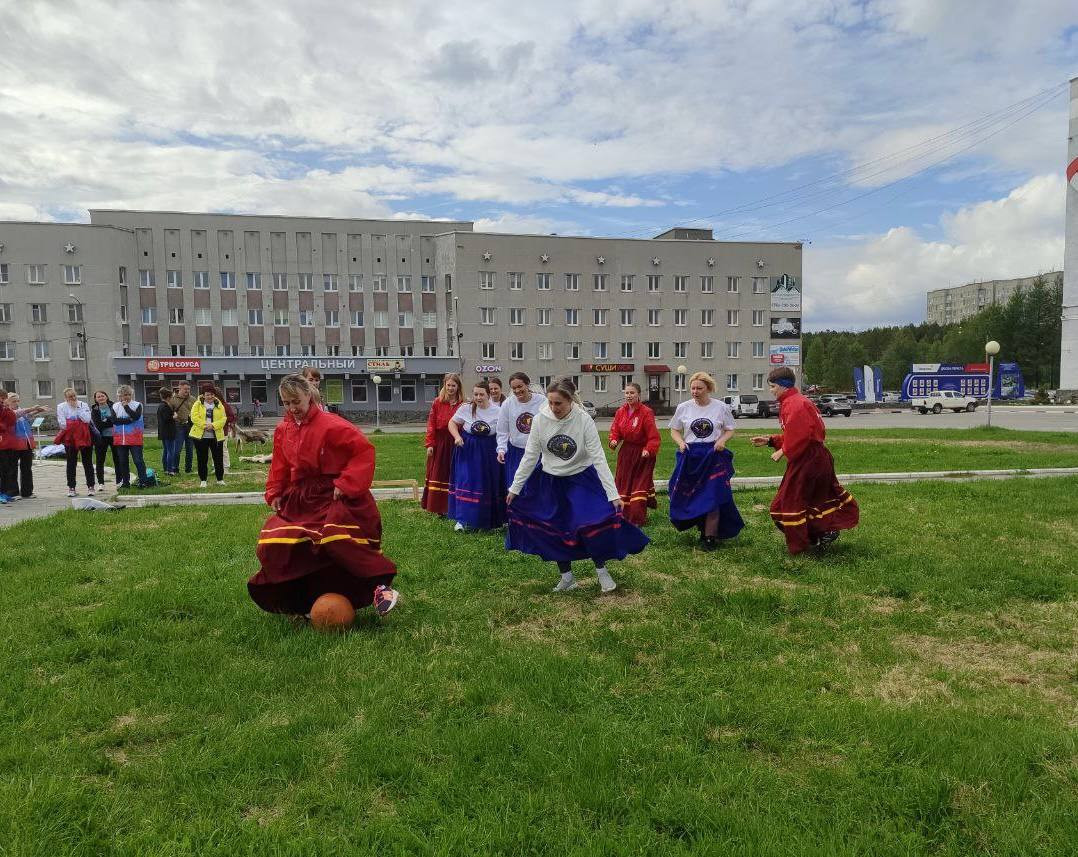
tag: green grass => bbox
[120,427,1078,496]
[1,478,1076,855]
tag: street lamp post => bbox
[69,294,88,396]
[985,340,1000,428]
[372,374,382,431]
[676,364,687,402]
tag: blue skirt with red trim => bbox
[449,433,506,530]
[506,465,649,563]
[503,442,528,490]
[668,443,745,538]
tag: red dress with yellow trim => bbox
[248,406,397,614]
[609,402,660,525]
[768,388,859,554]
[421,398,458,516]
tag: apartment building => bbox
[926,271,1062,326]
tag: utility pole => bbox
[70,294,88,396]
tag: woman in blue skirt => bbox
[507,377,648,593]
[496,371,544,489]
[668,372,745,550]
[448,380,504,531]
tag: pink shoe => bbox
[373,585,399,616]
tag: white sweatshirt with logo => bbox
[508,402,619,501]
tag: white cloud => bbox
[804,174,1066,330]
[472,213,577,234]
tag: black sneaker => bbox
[816,531,840,547]
[699,536,718,552]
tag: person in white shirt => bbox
[56,388,96,498]
[668,372,745,550]
[496,371,544,490]
[507,377,648,593]
[447,380,504,531]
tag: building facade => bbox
[926,271,1062,326]
[1,210,802,415]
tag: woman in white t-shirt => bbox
[447,380,504,531]
[668,372,745,550]
[496,372,544,490]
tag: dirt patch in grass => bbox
[730,575,805,593]
[242,804,285,827]
[498,590,651,644]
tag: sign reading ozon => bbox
[145,358,202,373]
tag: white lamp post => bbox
[676,364,687,401]
[372,374,382,431]
[984,340,1000,428]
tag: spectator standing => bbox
[171,381,195,474]
[112,386,149,489]
[57,388,96,498]
[5,393,45,498]
[90,390,117,484]
[157,388,179,476]
[190,386,227,488]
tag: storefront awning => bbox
[643,365,671,375]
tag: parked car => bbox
[756,399,778,418]
[722,394,760,418]
[581,400,597,418]
[815,395,853,417]
[881,391,902,403]
[908,390,978,414]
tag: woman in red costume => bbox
[608,382,660,525]
[751,366,859,554]
[421,373,463,515]
[248,374,400,618]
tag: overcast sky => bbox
[1,0,1075,330]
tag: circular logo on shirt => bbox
[690,418,714,439]
[546,434,578,460]
[515,412,534,434]
[471,420,492,436]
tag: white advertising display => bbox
[769,344,801,366]
[770,274,802,312]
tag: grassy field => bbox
[1,478,1075,855]
[119,427,1078,496]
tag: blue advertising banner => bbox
[872,366,884,401]
[853,367,866,400]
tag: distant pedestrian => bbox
[157,388,180,476]
[0,389,20,502]
[751,367,859,554]
[90,390,117,484]
[171,381,195,474]
[301,366,326,410]
[253,399,263,419]
[112,385,149,489]
[5,393,45,498]
[57,388,95,498]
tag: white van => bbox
[723,394,760,418]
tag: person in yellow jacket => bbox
[190,386,228,488]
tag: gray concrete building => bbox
[1,211,802,415]
[926,271,1062,326]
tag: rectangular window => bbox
[594,375,607,393]
[422,311,437,328]
[620,308,634,326]
[223,344,238,356]
[197,344,212,357]
[621,374,634,389]
[64,265,82,285]
[509,308,525,326]
[169,307,184,325]
[674,309,687,327]
[396,276,410,293]
[326,310,340,328]
[70,340,85,360]
[537,342,553,360]
[479,271,495,290]
[701,342,713,359]
[727,310,740,326]
[0,263,9,284]
[594,341,608,359]
[674,275,687,293]
[421,275,435,293]
[350,345,363,357]
[0,341,15,360]
[276,345,290,356]
[647,275,661,293]
[511,342,525,360]
[301,345,315,357]
[164,270,180,289]
[507,272,523,290]
[727,341,740,358]
[118,266,126,285]
[648,309,661,326]
[536,308,551,326]
[424,346,438,357]
[565,341,580,359]
[374,311,388,328]
[593,308,608,327]
[194,307,212,326]
[221,309,237,326]
[377,382,392,401]
[398,311,413,328]
[248,308,263,326]
[349,274,363,292]
[480,307,496,325]
[219,271,235,289]
[565,308,579,326]
[272,273,288,291]
[752,276,768,294]
[726,374,739,391]
[620,342,634,359]
[194,271,209,289]
[32,340,50,361]
[752,341,765,358]
[351,381,368,402]
[753,373,765,390]
[620,275,634,293]
[752,309,765,326]
[400,381,416,403]
[482,342,496,360]
[375,346,390,357]
[701,275,714,294]
[648,342,661,359]
[171,344,187,357]
[245,272,261,290]
[67,303,83,323]
[701,309,714,327]
[350,310,364,328]
[539,375,552,389]
[296,273,312,291]
[536,273,551,291]
[141,306,157,324]
[592,274,607,292]
[323,274,338,292]
[0,304,11,323]
[674,341,687,359]
[674,373,686,393]
[138,269,154,288]
[31,303,47,323]
[564,274,580,291]
[274,309,289,327]
[373,274,387,292]
[36,379,53,399]
[727,276,740,294]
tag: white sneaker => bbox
[199,481,208,489]
[67,489,76,498]
[597,569,617,593]
[87,488,95,497]
[553,575,579,593]
[454,521,464,532]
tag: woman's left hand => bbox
[611,498,624,511]
[641,450,650,458]
[714,439,726,452]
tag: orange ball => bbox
[310,593,355,631]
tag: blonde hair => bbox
[63,387,78,399]
[116,385,134,398]
[278,373,315,401]
[438,373,464,405]
[688,372,716,393]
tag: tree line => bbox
[802,274,1064,392]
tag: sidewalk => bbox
[0,459,117,528]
